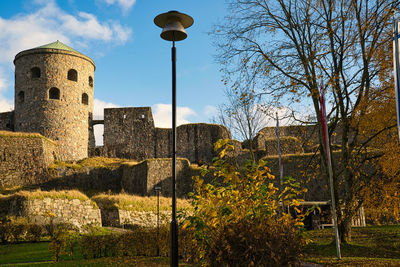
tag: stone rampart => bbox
[262,152,344,201]
[100,209,170,227]
[103,107,155,160]
[256,125,319,153]
[0,192,101,229]
[121,158,192,198]
[0,131,58,187]
[0,112,14,131]
[254,136,304,156]
[103,107,231,163]
[41,166,123,194]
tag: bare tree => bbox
[213,0,399,242]
[213,83,267,161]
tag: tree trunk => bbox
[338,215,352,243]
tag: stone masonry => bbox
[0,194,101,229]
[0,131,58,187]
[121,158,192,198]
[103,107,231,163]
[13,41,95,161]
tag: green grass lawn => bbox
[0,242,52,265]
[304,225,400,266]
[0,225,399,266]
[0,242,180,266]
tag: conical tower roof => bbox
[33,40,83,55]
[14,40,95,69]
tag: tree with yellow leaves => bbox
[185,139,307,266]
[212,0,399,242]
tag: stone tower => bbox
[13,41,95,161]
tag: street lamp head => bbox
[154,10,194,41]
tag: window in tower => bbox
[31,67,41,78]
[82,93,89,105]
[18,91,25,103]
[67,69,78,81]
[89,76,93,87]
[49,87,60,100]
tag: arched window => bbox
[49,87,60,100]
[31,67,41,78]
[89,76,93,87]
[18,91,25,103]
[67,69,78,81]
[82,93,88,105]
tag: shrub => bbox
[0,217,13,243]
[27,224,44,242]
[183,139,307,266]
[48,223,78,262]
[203,217,304,266]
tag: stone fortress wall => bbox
[0,41,369,229]
[0,41,344,203]
[101,107,231,163]
[0,131,58,187]
[0,193,101,229]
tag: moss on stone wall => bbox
[0,130,57,145]
[48,157,136,171]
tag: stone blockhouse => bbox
[102,107,231,163]
[12,41,95,161]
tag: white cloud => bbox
[0,0,132,64]
[104,0,136,12]
[153,104,196,128]
[203,105,218,118]
[93,98,119,146]
[262,106,300,127]
[93,98,119,119]
[0,98,13,113]
[0,68,13,112]
[0,0,131,137]
[0,69,8,92]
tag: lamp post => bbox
[154,11,193,267]
[154,186,161,257]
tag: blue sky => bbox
[0,0,229,134]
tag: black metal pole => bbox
[157,189,160,257]
[171,39,178,267]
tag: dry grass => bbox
[49,157,137,170]
[0,189,96,206]
[92,193,192,212]
[0,130,56,145]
